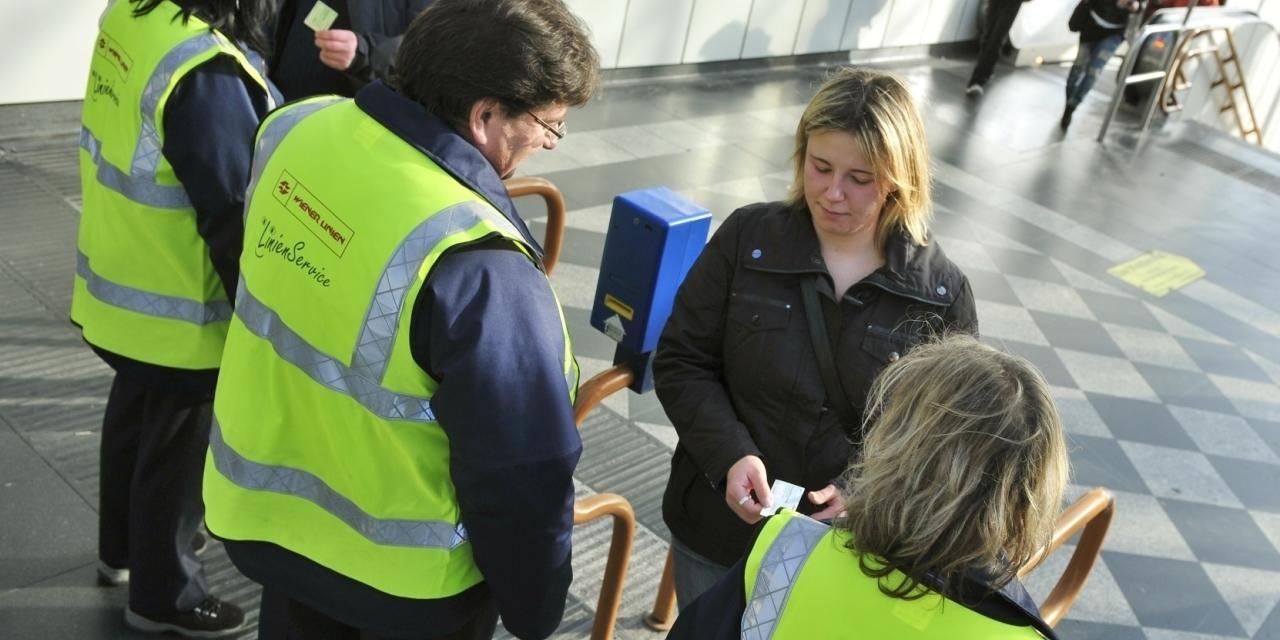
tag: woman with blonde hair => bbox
[655,66,977,605]
[668,334,1069,638]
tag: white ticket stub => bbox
[760,479,805,517]
[304,1,339,31]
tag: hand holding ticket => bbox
[304,1,338,31]
[760,479,805,517]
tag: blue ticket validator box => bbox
[590,187,711,392]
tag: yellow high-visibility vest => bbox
[204,96,578,599]
[73,0,272,369]
[742,511,1046,639]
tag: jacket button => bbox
[936,285,947,296]
[888,351,900,362]
[751,314,761,325]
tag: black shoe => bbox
[1060,106,1075,130]
[125,597,246,638]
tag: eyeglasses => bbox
[527,111,566,140]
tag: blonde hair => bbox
[786,66,933,250]
[839,334,1069,600]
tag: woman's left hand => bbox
[808,484,845,521]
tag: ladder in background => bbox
[1162,26,1264,145]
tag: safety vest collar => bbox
[352,81,545,262]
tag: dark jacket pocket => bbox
[727,292,792,331]
[860,323,909,365]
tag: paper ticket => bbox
[304,1,339,31]
[760,479,805,517]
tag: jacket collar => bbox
[744,203,954,306]
[352,81,544,259]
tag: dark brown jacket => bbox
[655,201,978,566]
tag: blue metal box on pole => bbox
[589,187,711,392]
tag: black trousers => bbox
[98,374,211,615]
[257,588,500,640]
[969,0,1026,86]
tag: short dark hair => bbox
[396,0,600,127]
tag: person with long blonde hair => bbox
[668,334,1069,639]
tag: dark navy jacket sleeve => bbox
[411,239,581,640]
[163,54,272,302]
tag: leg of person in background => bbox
[122,386,244,635]
[968,0,1026,94]
[98,375,145,586]
[670,537,731,612]
[1062,33,1125,129]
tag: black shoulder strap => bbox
[800,277,857,432]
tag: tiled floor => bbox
[2,53,1279,639]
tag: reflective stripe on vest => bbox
[209,418,467,549]
[79,125,189,209]
[77,250,231,325]
[81,31,231,209]
[742,515,829,639]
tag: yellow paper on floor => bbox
[1108,250,1205,297]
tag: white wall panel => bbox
[841,0,896,50]
[682,0,752,63]
[953,0,981,41]
[1228,0,1264,11]
[0,0,100,104]
[563,0,628,69]
[617,0,697,67]
[742,0,806,59]
[922,0,971,44]
[794,0,854,54]
[882,0,932,47]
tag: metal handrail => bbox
[571,363,639,640]
[1097,7,1280,142]
[504,176,567,275]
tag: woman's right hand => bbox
[725,455,773,524]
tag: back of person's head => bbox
[839,334,1069,601]
[130,0,274,56]
[396,0,600,129]
[787,66,932,250]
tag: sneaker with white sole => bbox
[965,83,984,96]
[125,596,246,638]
